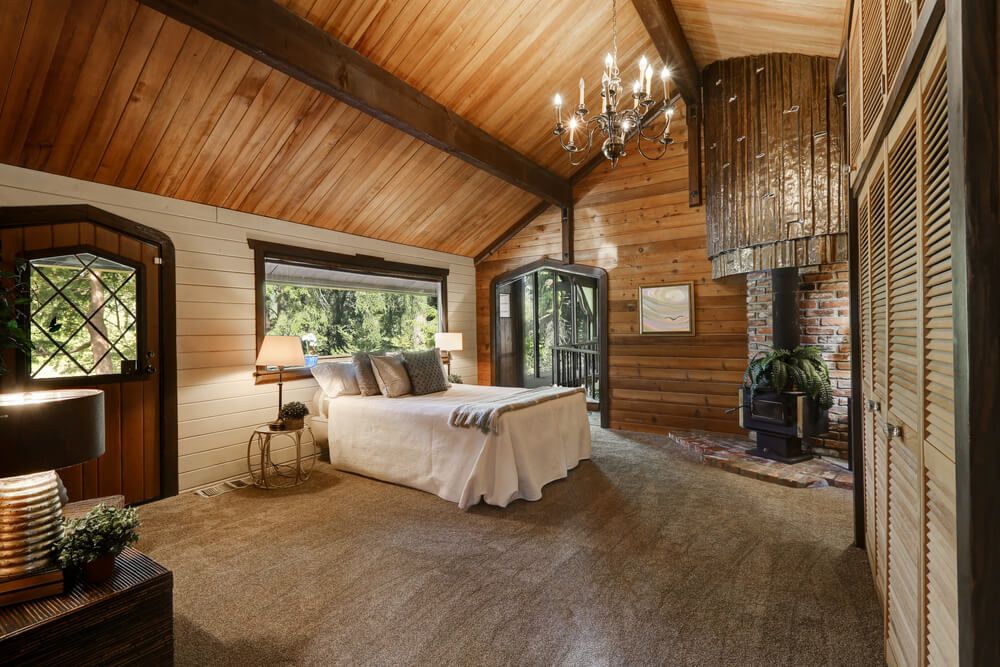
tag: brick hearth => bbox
[668,431,854,490]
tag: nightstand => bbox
[246,424,317,489]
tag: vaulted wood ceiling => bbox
[672,0,849,68]
[0,0,848,257]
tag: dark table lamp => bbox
[0,389,105,606]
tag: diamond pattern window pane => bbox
[29,253,138,378]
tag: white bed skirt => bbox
[324,385,592,509]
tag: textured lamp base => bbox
[0,471,65,606]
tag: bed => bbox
[311,384,591,509]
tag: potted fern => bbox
[743,346,835,410]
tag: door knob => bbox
[866,399,880,413]
[885,423,902,439]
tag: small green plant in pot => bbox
[279,400,309,430]
[743,345,835,410]
[55,504,140,583]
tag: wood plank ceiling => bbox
[671,0,850,68]
[0,0,847,257]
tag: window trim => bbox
[248,239,449,384]
[17,244,147,386]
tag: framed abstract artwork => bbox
[639,282,695,335]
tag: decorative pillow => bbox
[310,361,360,399]
[352,352,381,396]
[369,354,412,397]
[402,348,449,395]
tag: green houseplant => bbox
[279,400,309,430]
[0,261,33,376]
[743,346,835,410]
[56,504,140,583]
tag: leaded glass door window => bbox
[28,251,140,379]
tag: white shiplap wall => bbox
[0,164,478,492]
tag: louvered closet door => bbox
[849,0,864,169]
[867,160,890,602]
[861,0,887,152]
[857,175,881,586]
[885,97,922,667]
[884,0,915,94]
[919,30,957,667]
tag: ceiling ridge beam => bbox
[630,0,701,104]
[138,0,572,208]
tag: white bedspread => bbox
[325,384,591,509]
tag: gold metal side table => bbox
[246,424,317,489]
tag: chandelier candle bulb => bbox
[661,67,670,100]
[550,0,673,167]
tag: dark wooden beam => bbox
[947,0,1000,663]
[474,202,551,265]
[138,0,572,208]
[852,0,945,194]
[561,205,574,264]
[686,103,702,206]
[630,0,701,104]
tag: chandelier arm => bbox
[635,139,668,161]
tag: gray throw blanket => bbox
[449,386,585,434]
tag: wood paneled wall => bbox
[0,163,478,492]
[477,110,748,434]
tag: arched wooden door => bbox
[0,205,177,505]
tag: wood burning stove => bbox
[740,267,829,463]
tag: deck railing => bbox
[553,341,600,401]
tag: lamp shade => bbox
[434,332,463,352]
[255,335,305,368]
[0,389,105,478]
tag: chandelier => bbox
[551,0,676,168]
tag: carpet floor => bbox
[137,425,884,666]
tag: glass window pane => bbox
[263,266,442,358]
[29,253,138,378]
[522,275,535,379]
[536,270,554,381]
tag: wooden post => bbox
[947,0,1000,663]
[561,205,574,265]
[687,103,703,207]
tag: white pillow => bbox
[310,361,360,399]
[369,354,412,398]
[312,389,329,418]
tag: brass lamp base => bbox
[0,470,66,606]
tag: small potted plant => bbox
[55,504,140,583]
[279,401,309,430]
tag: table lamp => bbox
[255,336,305,425]
[0,389,105,606]
[434,332,463,377]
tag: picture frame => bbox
[638,282,695,335]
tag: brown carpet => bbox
[137,425,884,666]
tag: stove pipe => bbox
[771,267,800,350]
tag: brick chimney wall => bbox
[746,263,852,458]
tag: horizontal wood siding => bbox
[0,164,477,492]
[477,109,748,434]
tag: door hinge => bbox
[154,257,163,265]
